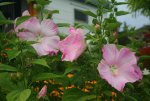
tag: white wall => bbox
[45,0,97,34]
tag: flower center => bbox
[110,66,118,76]
[36,34,43,42]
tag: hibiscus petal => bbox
[102,44,119,66]
[41,36,60,55]
[59,27,86,62]
[97,60,125,91]
[15,17,41,34]
[17,32,37,41]
[61,44,81,62]
[117,48,137,67]
[38,85,47,99]
[133,65,143,80]
[22,10,30,16]
[97,59,112,80]
[32,43,49,56]
[41,19,58,37]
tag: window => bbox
[76,0,86,3]
[74,9,88,23]
[0,0,27,19]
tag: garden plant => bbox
[0,0,150,101]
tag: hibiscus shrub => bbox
[0,0,150,101]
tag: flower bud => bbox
[38,85,47,99]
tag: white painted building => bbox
[46,0,97,34]
[46,0,150,33]
[46,0,96,24]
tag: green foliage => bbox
[0,64,18,72]
[32,73,63,81]
[62,88,96,101]
[0,2,15,6]
[6,48,21,60]
[16,16,31,26]
[0,11,13,25]
[32,59,50,68]
[115,11,129,16]
[6,89,31,101]
[81,10,97,18]
[127,0,150,17]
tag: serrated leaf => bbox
[0,63,17,72]
[116,11,129,16]
[0,2,15,6]
[18,89,31,101]
[81,10,97,18]
[32,73,63,81]
[32,59,49,68]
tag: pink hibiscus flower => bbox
[38,85,47,99]
[97,44,142,91]
[15,15,60,56]
[58,27,86,62]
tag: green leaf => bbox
[18,89,31,101]
[0,73,17,91]
[82,24,95,32]
[6,89,31,101]
[81,10,97,18]
[62,88,96,101]
[36,0,51,5]
[0,20,14,24]
[51,10,59,14]
[125,95,138,101]
[6,90,20,101]
[6,49,21,60]
[114,2,129,5]
[139,55,150,62]
[0,11,6,20]
[106,22,121,30]
[32,59,49,68]
[64,67,81,75]
[0,63,17,72]
[16,16,31,26]
[57,23,70,27]
[0,11,14,25]
[32,73,62,81]
[77,95,96,101]
[116,11,129,16]
[0,2,15,6]
[116,45,138,52]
